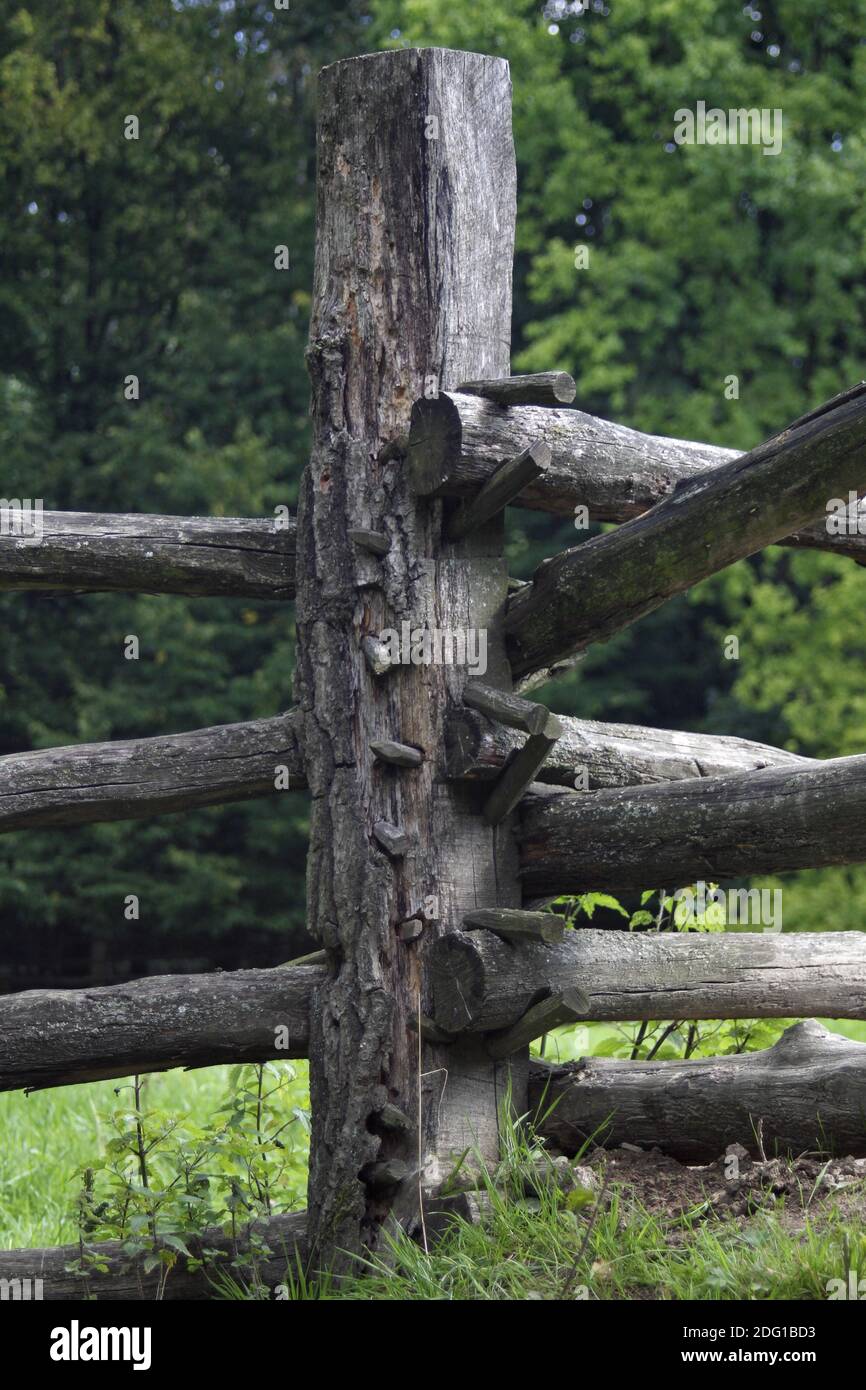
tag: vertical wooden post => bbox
[295,48,522,1273]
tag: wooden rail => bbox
[0,965,320,1092]
[0,511,295,599]
[532,1021,866,1162]
[0,713,305,832]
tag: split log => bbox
[519,754,866,895]
[445,707,812,789]
[445,443,551,542]
[407,389,866,562]
[0,965,321,1092]
[505,384,866,679]
[0,512,295,599]
[0,1212,307,1301]
[531,1021,866,1162]
[429,928,866,1036]
[0,712,305,833]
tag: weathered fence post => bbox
[295,49,523,1272]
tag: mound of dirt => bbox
[584,1144,866,1229]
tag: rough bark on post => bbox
[295,49,522,1274]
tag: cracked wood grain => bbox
[295,49,524,1274]
[0,512,295,599]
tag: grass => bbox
[0,1064,309,1250]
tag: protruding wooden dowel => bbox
[446,442,552,541]
[373,820,411,858]
[483,715,563,826]
[408,1014,456,1045]
[463,908,565,945]
[398,919,424,941]
[486,987,590,1060]
[279,948,328,968]
[362,635,394,676]
[376,1102,413,1133]
[463,682,552,736]
[370,739,423,768]
[349,528,390,555]
[454,373,576,407]
[359,1159,411,1191]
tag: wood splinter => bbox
[373,820,411,859]
[454,372,576,407]
[463,908,565,945]
[483,712,563,826]
[446,442,551,542]
[486,987,590,1061]
[349,528,390,556]
[370,739,423,768]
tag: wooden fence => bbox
[2,46,866,1297]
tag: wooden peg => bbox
[373,820,411,858]
[486,987,590,1060]
[462,682,552,736]
[462,908,565,945]
[362,635,394,676]
[453,372,576,407]
[446,442,551,542]
[370,739,423,768]
[482,713,563,825]
[349,528,390,555]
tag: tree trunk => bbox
[503,385,866,681]
[531,1021,866,1162]
[430,928,866,1036]
[519,754,866,895]
[295,49,523,1274]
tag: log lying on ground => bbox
[0,711,305,833]
[505,384,866,680]
[0,1212,307,1300]
[0,511,295,599]
[446,706,812,789]
[407,389,866,561]
[429,928,866,1036]
[519,753,866,895]
[0,965,321,1091]
[531,1021,866,1162]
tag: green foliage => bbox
[66,1062,308,1295]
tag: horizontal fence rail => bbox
[430,929,866,1037]
[0,712,305,833]
[407,388,866,562]
[0,1212,307,1300]
[446,706,812,789]
[503,384,866,683]
[0,965,321,1092]
[531,1021,866,1162]
[0,511,295,600]
[519,753,866,895]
